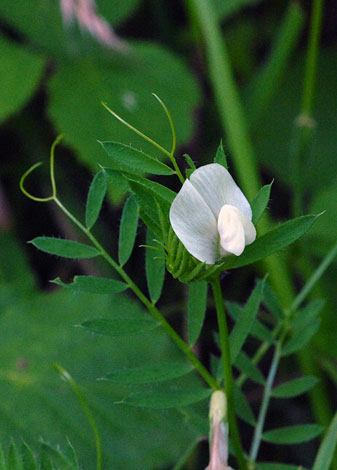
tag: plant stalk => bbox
[211,276,247,470]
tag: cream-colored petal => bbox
[169,179,219,264]
[190,163,252,219]
[217,205,245,256]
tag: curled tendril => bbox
[20,134,64,202]
[151,93,177,157]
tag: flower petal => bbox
[169,179,219,264]
[189,163,252,219]
[217,205,256,257]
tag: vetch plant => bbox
[20,97,337,470]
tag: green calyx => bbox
[165,227,225,283]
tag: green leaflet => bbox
[100,141,174,176]
[21,442,38,470]
[118,195,139,266]
[281,319,321,356]
[271,376,319,398]
[187,281,208,346]
[80,317,158,336]
[257,464,309,470]
[313,412,337,470]
[85,169,107,229]
[290,299,325,329]
[29,237,100,259]
[8,441,22,470]
[119,386,211,409]
[233,383,256,426]
[53,276,128,295]
[230,278,265,363]
[224,214,320,270]
[214,140,228,169]
[103,361,193,384]
[234,351,266,385]
[145,229,166,303]
[251,182,273,225]
[262,424,322,444]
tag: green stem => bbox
[211,276,247,470]
[53,198,218,391]
[186,0,295,307]
[249,343,282,462]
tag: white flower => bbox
[169,163,256,264]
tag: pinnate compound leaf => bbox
[118,195,139,266]
[100,141,174,176]
[230,278,265,363]
[224,214,320,270]
[187,281,208,346]
[85,169,107,229]
[272,376,318,398]
[81,317,158,336]
[53,276,128,294]
[251,182,273,225]
[103,361,193,384]
[281,319,321,356]
[119,386,211,409]
[146,229,165,303]
[30,237,100,259]
[214,140,228,169]
[313,412,337,470]
[262,424,322,444]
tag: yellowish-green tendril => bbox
[101,101,185,184]
[20,134,64,202]
[152,93,177,157]
[20,162,54,202]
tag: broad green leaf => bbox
[118,195,139,266]
[0,289,198,470]
[251,182,273,225]
[125,173,175,208]
[214,140,228,169]
[21,442,38,470]
[272,376,318,398]
[105,169,130,193]
[230,279,265,363]
[262,424,322,444]
[145,229,165,303]
[85,170,107,229]
[290,299,325,329]
[187,282,208,346]
[226,301,275,343]
[8,440,22,470]
[263,282,285,321]
[0,36,46,123]
[224,215,319,270]
[53,276,128,294]
[234,351,266,385]
[103,361,193,384]
[257,463,309,470]
[30,237,100,259]
[313,412,337,470]
[233,383,256,426]
[81,317,158,336]
[47,42,200,190]
[100,141,174,175]
[120,386,211,409]
[281,319,321,356]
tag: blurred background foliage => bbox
[0,0,336,468]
